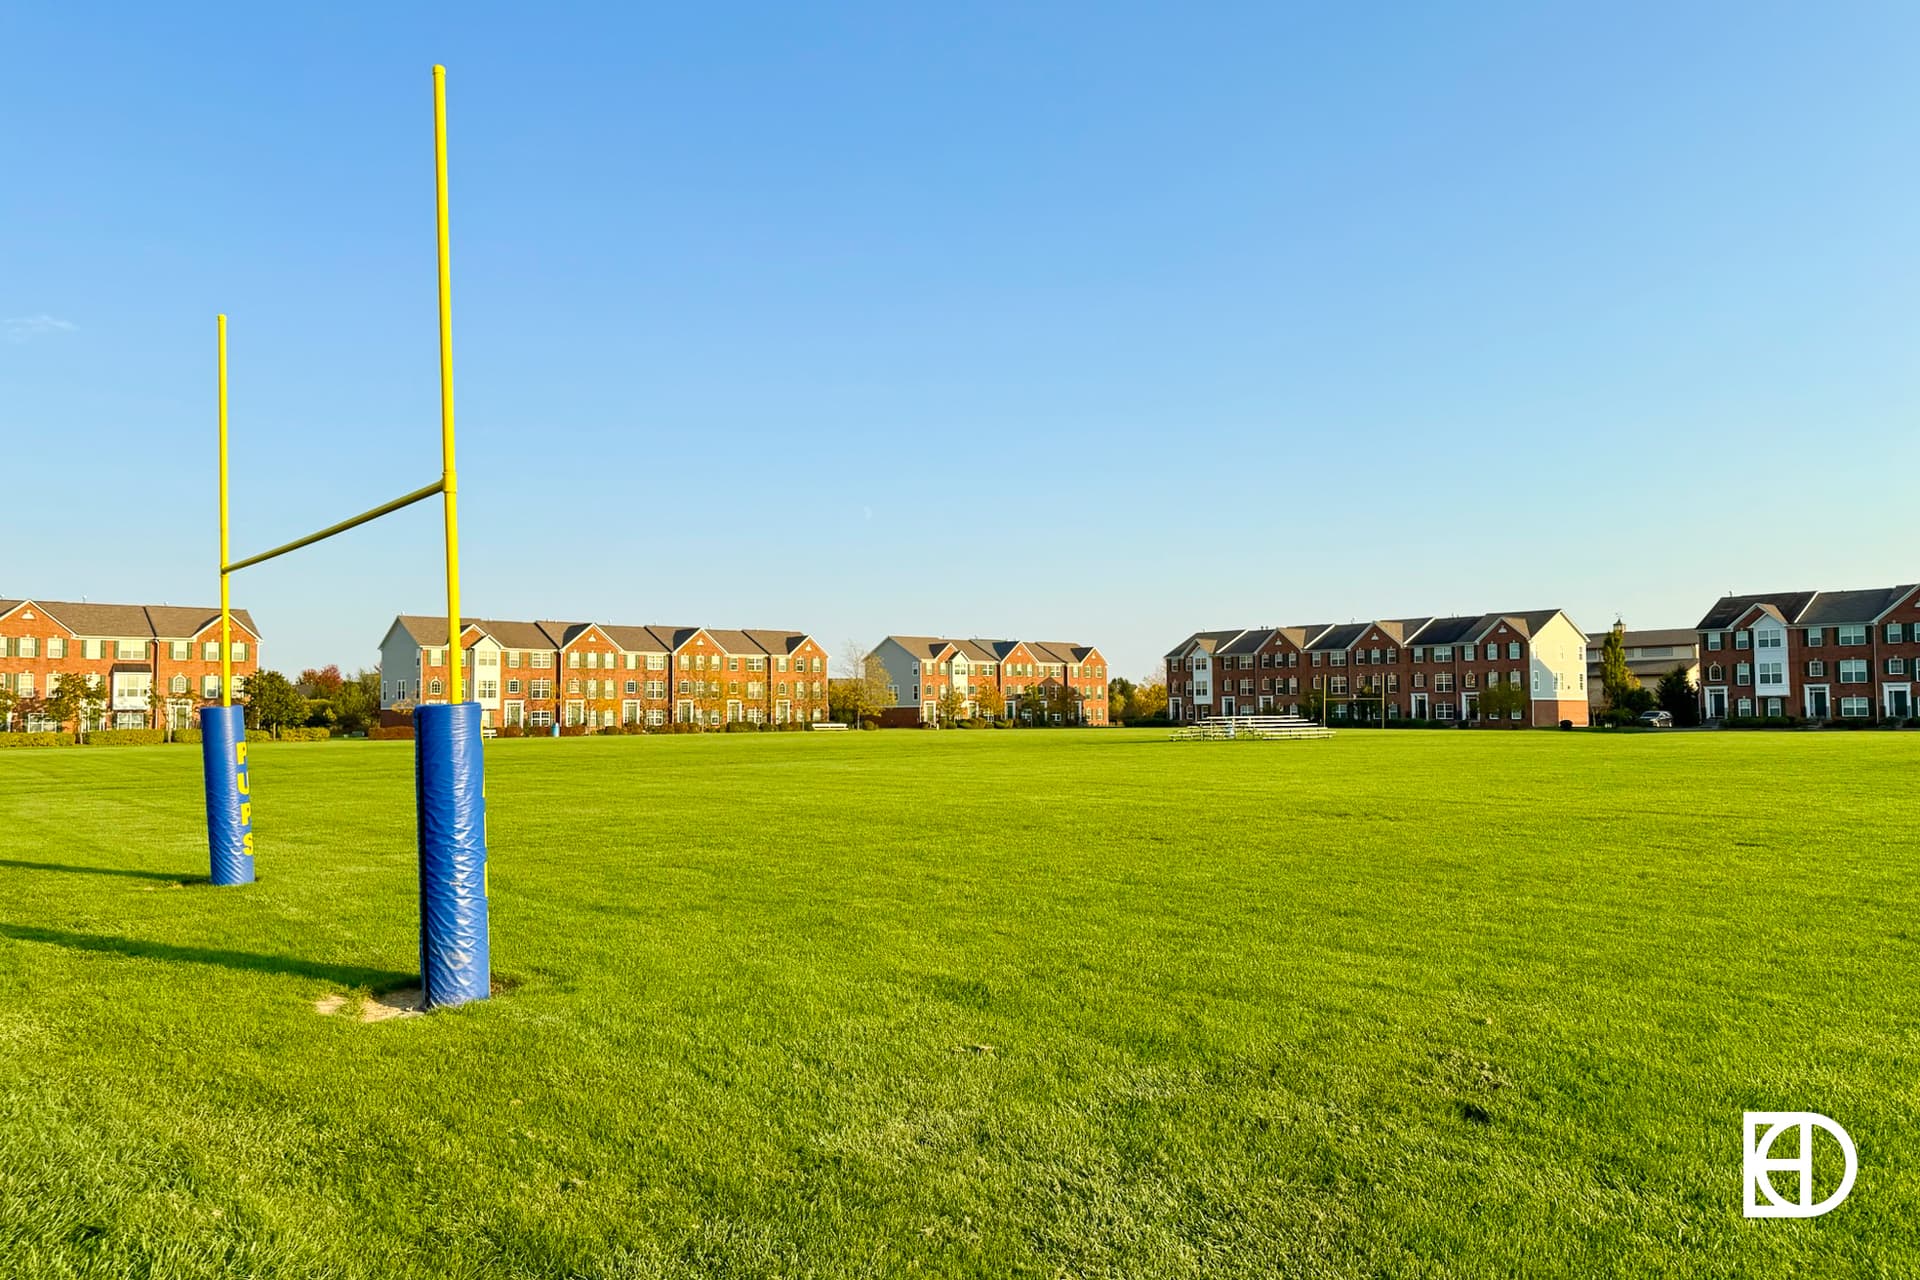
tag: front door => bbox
[1706,687,1727,720]
[1411,693,1428,719]
[1885,685,1911,720]
[1804,686,1829,720]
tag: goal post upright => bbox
[201,312,254,888]
[198,65,490,1008]
[414,62,491,1009]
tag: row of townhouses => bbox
[0,598,262,731]
[1165,610,1591,727]
[869,636,1110,726]
[377,617,830,728]
[1693,585,1920,722]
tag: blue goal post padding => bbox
[199,704,255,886]
[415,702,491,1007]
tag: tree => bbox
[936,685,968,726]
[1014,686,1046,724]
[0,684,16,732]
[330,669,381,735]
[1108,676,1136,721]
[976,682,1006,721]
[148,680,194,737]
[1600,621,1640,711]
[44,673,102,741]
[1127,679,1168,722]
[1656,664,1700,727]
[1478,678,1529,724]
[1302,687,1331,724]
[243,669,307,737]
[297,664,345,698]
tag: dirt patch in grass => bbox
[314,988,424,1022]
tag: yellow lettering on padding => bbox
[240,802,251,825]
[235,742,248,766]
[242,832,255,855]
[236,772,250,797]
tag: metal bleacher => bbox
[1170,714,1335,742]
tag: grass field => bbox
[1,729,1915,1278]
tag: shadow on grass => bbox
[0,859,197,883]
[0,924,416,990]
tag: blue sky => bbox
[5,3,1918,680]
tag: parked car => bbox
[1637,709,1674,728]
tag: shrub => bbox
[597,726,623,736]
[1724,715,1806,729]
[497,724,524,738]
[172,728,203,744]
[84,729,167,747]
[368,724,416,740]
[858,721,878,731]
[245,729,272,742]
[276,727,331,742]
[0,732,72,749]
[558,724,591,737]
[1822,717,1874,730]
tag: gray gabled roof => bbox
[1164,629,1246,659]
[1696,592,1819,630]
[1307,623,1370,651]
[1217,628,1274,657]
[1799,586,1916,626]
[3,599,261,640]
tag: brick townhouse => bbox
[1695,585,1920,723]
[377,615,829,729]
[869,636,1110,725]
[1165,608,1590,728]
[0,598,261,731]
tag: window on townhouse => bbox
[1805,629,1823,647]
[1260,653,1271,667]
[1330,651,1346,667]
[1707,632,1723,650]
[506,651,521,668]
[169,675,188,695]
[1464,672,1477,689]
[1330,676,1348,695]
[530,679,552,699]
[1758,662,1783,685]
[507,679,522,695]
[1735,663,1751,685]
[1839,625,1866,645]
[1411,647,1425,663]
[1734,631,1750,650]
[429,678,444,696]
[233,643,249,663]
[48,638,66,658]
[1807,660,1824,678]
[1840,660,1867,684]
[532,652,552,668]
[1707,663,1723,681]
[1461,644,1476,661]
[1756,630,1782,651]
[567,679,582,694]
[1840,696,1871,718]
[478,680,499,699]
[1386,649,1397,663]
[170,641,189,660]
[203,676,219,698]
[568,652,581,669]
[1507,642,1521,660]
[1888,657,1906,676]
[1888,623,1906,644]
[1435,646,1454,663]
[626,679,640,694]
[1433,673,1453,693]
